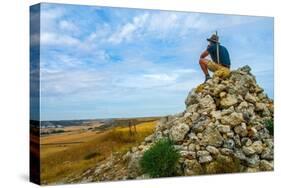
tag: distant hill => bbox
[40,116,162,129]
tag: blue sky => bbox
[34,3,274,121]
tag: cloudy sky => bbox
[34,3,274,121]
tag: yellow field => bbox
[41,130,99,158]
[40,120,157,184]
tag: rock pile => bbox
[124,65,274,178]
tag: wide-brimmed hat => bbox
[207,34,219,43]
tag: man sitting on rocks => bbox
[199,33,231,82]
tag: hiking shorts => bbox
[206,60,230,72]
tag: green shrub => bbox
[139,138,180,178]
[265,119,274,136]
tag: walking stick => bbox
[215,31,220,65]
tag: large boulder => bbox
[200,126,224,147]
[185,88,198,107]
[198,95,216,113]
[127,151,144,178]
[220,94,238,109]
[221,112,244,127]
[169,123,190,142]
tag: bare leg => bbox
[199,58,209,76]
[199,58,211,83]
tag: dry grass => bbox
[108,121,155,143]
[40,130,99,158]
[41,129,98,144]
[40,120,157,184]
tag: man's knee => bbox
[199,58,208,66]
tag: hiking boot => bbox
[204,74,211,83]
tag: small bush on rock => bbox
[265,119,274,136]
[139,138,180,178]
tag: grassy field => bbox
[40,120,157,184]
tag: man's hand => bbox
[200,50,209,59]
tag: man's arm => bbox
[200,50,209,59]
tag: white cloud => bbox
[41,32,80,46]
[41,68,105,97]
[115,74,173,89]
[112,67,198,90]
[147,12,184,37]
[40,5,82,47]
[41,6,64,20]
[108,13,149,44]
[106,11,247,44]
[40,6,65,32]
[143,73,178,82]
[59,20,79,32]
[173,69,197,74]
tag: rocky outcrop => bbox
[124,65,274,178]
